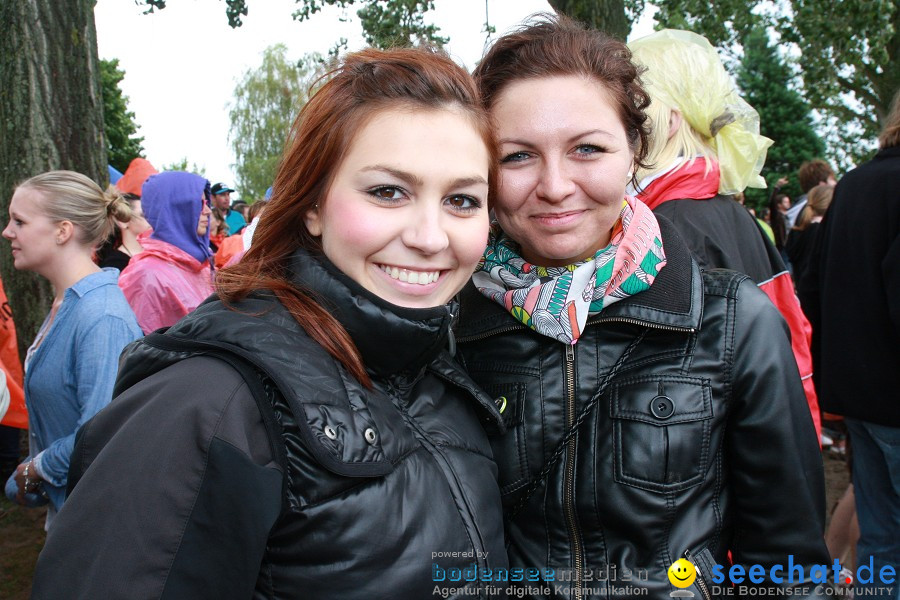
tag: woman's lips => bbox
[531,210,585,227]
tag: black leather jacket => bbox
[455,218,830,599]
[34,250,508,599]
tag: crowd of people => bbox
[0,13,897,600]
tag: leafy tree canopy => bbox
[737,26,825,210]
[162,157,206,176]
[101,58,144,173]
[228,45,325,201]
[141,0,446,48]
[654,0,899,167]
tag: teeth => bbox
[379,265,439,285]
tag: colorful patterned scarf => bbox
[472,197,666,344]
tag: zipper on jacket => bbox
[683,549,712,600]
[563,343,584,600]
[588,315,696,333]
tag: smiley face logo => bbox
[668,559,696,588]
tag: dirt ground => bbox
[0,451,852,598]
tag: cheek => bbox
[321,200,390,255]
[495,169,533,213]
[451,215,490,269]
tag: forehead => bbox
[338,106,490,175]
[9,186,46,214]
[491,75,626,136]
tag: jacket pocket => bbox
[609,375,713,493]
[479,381,529,493]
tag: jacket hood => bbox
[115,158,158,196]
[141,171,211,265]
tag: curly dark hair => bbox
[473,14,651,174]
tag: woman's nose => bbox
[536,158,576,203]
[402,206,449,255]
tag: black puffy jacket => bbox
[455,218,830,599]
[33,250,508,600]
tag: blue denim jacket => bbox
[14,269,142,511]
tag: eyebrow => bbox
[499,129,620,146]
[360,165,487,188]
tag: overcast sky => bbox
[94,0,654,198]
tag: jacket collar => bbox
[67,268,120,298]
[456,216,702,340]
[137,237,211,273]
[287,249,454,378]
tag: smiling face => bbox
[304,107,490,309]
[667,559,697,588]
[491,75,635,267]
[2,186,63,275]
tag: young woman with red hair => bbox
[32,47,508,599]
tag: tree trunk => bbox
[0,0,107,359]
[547,0,629,40]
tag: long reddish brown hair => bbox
[216,47,497,385]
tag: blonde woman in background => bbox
[628,29,823,441]
[788,183,835,290]
[2,171,142,527]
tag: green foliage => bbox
[100,59,144,174]
[141,1,447,47]
[737,26,825,211]
[228,45,324,201]
[355,0,446,48]
[654,0,899,167]
[162,158,206,176]
[547,0,637,41]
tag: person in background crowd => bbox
[210,182,246,235]
[114,157,158,197]
[629,27,822,439]
[231,200,250,223]
[118,171,215,334]
[788,183,834,306]
[215,200,268,269]
[32,46,507,599]
[95,193,150,271]
[208,207,228,253]
[455,16,829,597]
[0,274,26,482]
[788,159,837,229]
[1,171,142,528]
[806,90,900,600]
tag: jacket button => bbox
[649,395,675,420]
[324,425,337,440]
[364,427,377,444]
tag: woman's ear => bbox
[304,206,322,236]
[56,221,74,245]
[668,109,683,140]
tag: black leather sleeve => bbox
[725,276,830,589]
[32,357,283,600]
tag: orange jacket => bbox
[0,277,26,429]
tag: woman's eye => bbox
[574,144,604,156]
[500,151,530,164]
[367,186,405,201]
[445,195,483,212]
